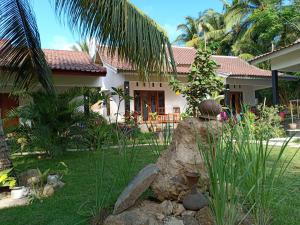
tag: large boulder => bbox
[114,164,160,214]
[105,200,164,225]
[151,118,221,201]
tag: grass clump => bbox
[198,116,298,225]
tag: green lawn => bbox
[0,147,299,225]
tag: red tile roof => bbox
[44,49,106,75]
[99,46,271,77]
[0,41,106,76]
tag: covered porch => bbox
[249,39,300,136]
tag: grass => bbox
[0,146,299,225]
[0,147,158,225]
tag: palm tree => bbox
[0,0,177,171]
[71,40,94,57]
[174,16,201,48]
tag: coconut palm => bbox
[71,40,94,56]
[174,16,201,48]
[0,0,176,170]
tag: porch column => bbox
[224,84,230,107]
[124,81,130,118]
[272,70,279,105]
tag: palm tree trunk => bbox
[0,119,12,171]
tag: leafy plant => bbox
[0,168,16,188]
[170,48,223,116]
[251,104,284,140]
[8,89,84,157]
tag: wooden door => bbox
[230,92,243,114]
[0,94,19,129]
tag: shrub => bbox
[247,104,284,140]
[8,89,84,157]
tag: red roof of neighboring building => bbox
[99,46,271,77]
[44,49,106,75]
[0,41,106,76]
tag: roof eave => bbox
[249,42,300,65]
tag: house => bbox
[0,48,106,127]
[249,38,300,105]
[96,46,291,122]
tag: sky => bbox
[32,0,224,50]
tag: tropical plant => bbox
[0,168,16,188]
[170,48,223,116]
[8,89,84,157]
[71,40,95,56]
[174,16,201,48]
[249,104,285,140]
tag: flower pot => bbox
[289,123,297,130]
[11,186,28,199]
[279,112,286,121]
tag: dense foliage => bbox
[175,1,300,58]
[170,48,223,116]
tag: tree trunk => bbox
[0,119,12,171]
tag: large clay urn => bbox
[198,99,222,120]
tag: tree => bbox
[71,40,94,56]
[0,120,12,171]
[0,0,176,170]
[174,16,201,48]
[170,48,223,116]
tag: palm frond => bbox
[52,0,176,79]
[0,0,54,93]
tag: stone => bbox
[114,164,160,214]
[182,191,208,211]
[172,202,185,216]
[164,217,184,225]
[151,118,221,201]
[195,206,214,225]
[42,184,55,197]
[182,215,199,225]
[18,169,41,187]
[104,200,163,225]
[161,200,173,216]
[182,210,196,217]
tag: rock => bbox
[114,164,160,214]
[42,184,55,197]
[52,181,65,189]
[156,213,165,221]
[182,210,196,217]
[18,169,41,187]
[151,118,221,201]
[161,200,173,216]
[195,206,214,225]
[182,215,199,225]
[182,191,208,211]
[104,200,163,225]
[164,217,184,225]
[172,202,185,216]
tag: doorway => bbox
[230,92,243,114]
[134,91,165,121]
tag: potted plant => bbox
[0,168,16,193]
[278,106,286,122]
